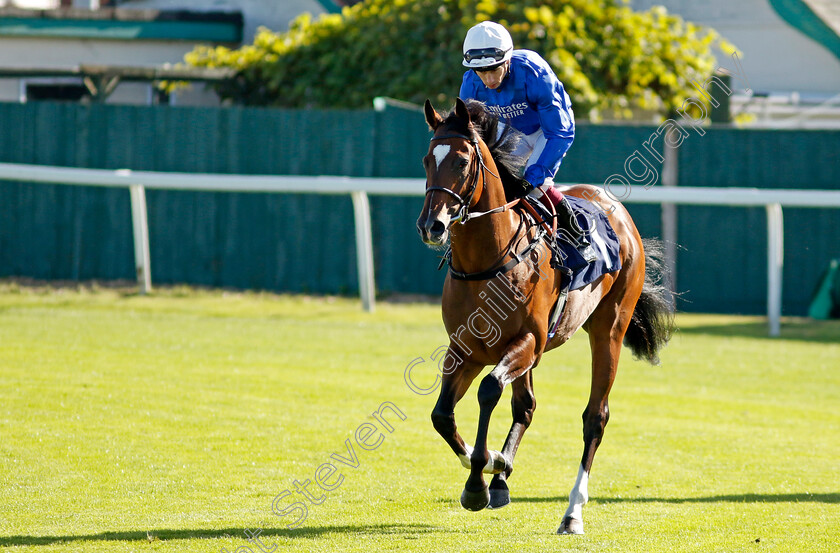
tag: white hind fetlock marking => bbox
[563,464,589,523]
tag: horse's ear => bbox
[455,97,471,124]
[424,99,443,130]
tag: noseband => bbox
[425,132,489,224]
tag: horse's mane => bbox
[441,100,530,201]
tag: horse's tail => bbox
[623,238,676,365]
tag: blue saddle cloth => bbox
[557,195,622,291]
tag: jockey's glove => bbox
[526,182,554,200]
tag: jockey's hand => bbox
[526,182,552,200]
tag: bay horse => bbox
[417,98,674,534]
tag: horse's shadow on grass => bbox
[512,492,840,504]
[6,494,836,546]
[0,523,446,547]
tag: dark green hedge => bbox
[183,0,736,120]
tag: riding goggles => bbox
[463,47,509,64]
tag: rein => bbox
[427,131,545,281]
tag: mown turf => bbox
[0,283,838,552]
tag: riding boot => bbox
[554,196,597,264]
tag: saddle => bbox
[522,192,598,271]
[522,193,623,339]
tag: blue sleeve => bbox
[459,71,477,101]
[523,72,575,187]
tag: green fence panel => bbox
[1,101,838,316]
[679,127,840,189]
[677,127,840,315]
[144,190,357,293]
[0,102,370,292]
[673,205,769,314]
[373,104,429,179]
[370,195,446,296]
[0,181,134,281]
[369,105,446,295]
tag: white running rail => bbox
[2,161,840,334]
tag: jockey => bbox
[459,21,595,263]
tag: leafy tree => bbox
[183,0,736,120]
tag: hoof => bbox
[488,487,510,509]
[557,516,584,535]
[460,486,490,511]
[488,476,510,509]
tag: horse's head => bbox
[416,98,485,247]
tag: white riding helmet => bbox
[462,21,513,70]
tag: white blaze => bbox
[433,144,451,170]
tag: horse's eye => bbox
[459,159,469,169]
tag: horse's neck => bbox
[449,148,519,272]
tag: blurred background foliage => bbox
[182,0,737,121]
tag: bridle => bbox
[424,130,553,281]
[425,132,499,224]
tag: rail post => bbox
[766,203,784,337]
[129,184,152,294]
[351,190,375,312]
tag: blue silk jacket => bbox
[460,49,575,187]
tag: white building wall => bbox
[0,36,223,104]
[0,0,314,105]
[119,0,326,41]
[0,1,60,7]
[0,78,19,102]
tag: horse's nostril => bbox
[430,220,446,236]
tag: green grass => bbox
[1,283,838,552]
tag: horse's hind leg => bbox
[557,322,626,535]
[488,370,536,509]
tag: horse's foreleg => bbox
[462,334,537,511]
[430,356,484,466]
[558,329,621,535]
[488,370,536,509]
